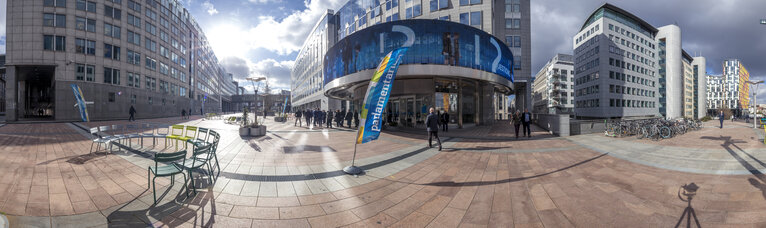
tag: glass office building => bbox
[291,0,531,124]
[4,0,227,122]
[323,20,513,128]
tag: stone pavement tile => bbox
[344,212,398,228]
[239,181,260,197]
[71,200,98,214]
[215,193,257,207]
[426,207,465,228]
[297,192,337,205]
[25,202,50,216]
[50,211,107,228]
[460,185,494,226]
[228,205,279,219]
[537,209,575,228]
[320,196,367,214]
[415,195,451,217]
[49,193,75,216]
[349,198,395,220]
[446,186,478,210]
[257,196,300,207]
[510,182,542,225]
[278,204,326,219]
[725,210,766,224]
[6,215,51,228]
[206,215,252,228]
[258,182,278,197]
[276,182,297,197]
[307,210,362,228]
[221,179,245,195]
[389,211,434,228]
[251,218,311,228]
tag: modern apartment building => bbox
[291,0,531,125]
[573,3,706,119]
[4,0,227,122]
[706,59,750,112]
[532,53,574,114]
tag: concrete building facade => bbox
[291,0,532,118]
[532,53,574,114]
[573,3,706,119]
[706,59,750,113]
[5,0,227,122]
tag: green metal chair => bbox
[175,143,212,196]
[166,125,186,150]
[203,131,222,181]
[147,150,187,205]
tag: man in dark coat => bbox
[719,111,725,129]
[345,111,353,128]
[326,109,333,128]
[295,109,303,126]
[425,107,442,151]
[441,110,449,132]
[354,110,360,128]
[304,109,312,127]
[336,110,344,127]
[522,108,532,138]
[129,105,136,121]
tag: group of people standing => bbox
[295,109,359,129]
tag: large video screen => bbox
[324,19,514,85]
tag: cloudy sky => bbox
[0,0,764,99]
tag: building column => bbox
[5,66,16,121]
[458,78,463,129]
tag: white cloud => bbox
[236,0,346,55]
[249,0,281,3]
[220,56,294,93]
[0,0,6,54]
[202,1,218,15]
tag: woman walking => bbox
[512,110,521,139]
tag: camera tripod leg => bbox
[675,207,688,228]
[690,207,701,228]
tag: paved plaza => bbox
[1,116,766,227]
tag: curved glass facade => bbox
[323,19,514,85]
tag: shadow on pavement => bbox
[700,135,766,200]
[421,152,608,187]
[107,184,217,227]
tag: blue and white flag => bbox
[356,47,408,144]
[70,84,89,122]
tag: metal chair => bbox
[139,123,155,147]
[208,131,222,181]
[125,124,141,148]
[174,143,212,196]
[167,125,186,150]
[154,124,171,147]
[110,125,127,149]
[147,150,187,205]
[89,127,112,155]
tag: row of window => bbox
[609,57,654,77]
[609,71,655,87]
[609,99,655,108]
[574,33,599,55]
[576,58,599,74]
[575,85,599,97]
[575,71,599,86]
[575,24,599,45]
[74,63,186,96]
[608,84,655,97]
[608,23,655,50]
[608,34,655,63]
[575,46,598,64]
[575,99,600,108]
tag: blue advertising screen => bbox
[324,19,514,85]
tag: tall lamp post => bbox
[746,80,764,129]
[246,76,267,116]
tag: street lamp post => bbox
[746,80,763,129]
[246,76,267,122]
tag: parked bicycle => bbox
[605,118,702,140]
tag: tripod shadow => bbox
[107,185,217,227]
[674,183,701,228]
[699,135,766,200]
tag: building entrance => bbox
[17,66,55,120]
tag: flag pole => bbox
[343,130,363,175]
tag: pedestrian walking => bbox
[513,110,521,139]
[441,110,449,132]
[719,111,725,129]
[181,109,186,119]
[295,109,303,126]
[345,110,353,128]
[326,110,333,128]
[426,107,442,151]
[129,105,137,121]
[354,110,360,128]
[522,109,532,138]
[189,109,192,119]
[304,110,312,127]
[336,110,344,127]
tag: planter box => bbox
[239,127,249,136]
[274,117,286,122]
[249,126,267,137]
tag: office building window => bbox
[145,22,156,35]
[505,18,520,29]
[44,0,67,7]
[145,56,157,70]
[76,64,86,80]
[105,5,121,20]
[104,23,121,38]
[459,13,469,25]
[104,67,120,85]
[104,43,121,60]
[127,13,141,28]
[145,38,156,52]
[127,30,141,45]
[430,0,438,12]
[75,38,93,54]
[76,0,97,12]
[43,35,66,51]
[145,9,157,20]
[128,0,141,12]
[470,11,481,28]
[43,13,67,28]
[127,50,141,65]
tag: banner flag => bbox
[282,96,289,114]
[70,84,89,122]
[356,47,408,144]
